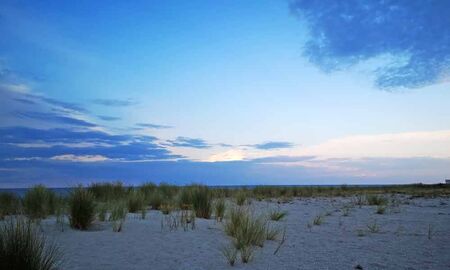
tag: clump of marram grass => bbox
[127,190,146,213]
[88,181,128,202]
[341,206,351,216]
[366,195,388,206]
[240,245,254,263]
[265,223,281,240]
[269,208,287,221]
[376,204,386,214]
[110,201,128,232]
[313,214,323,225]
[68,186,96,230]
[177,187,193,210]
[225,207,266,249]
[23,185,56,220]
[221,244,238,266]
[367,220,380,233]
[54,196,67,232]
[214,198,226,222]
[160,203,173,215]
[0,217,61,270]
[0,192,21,219]
[96,203,109,222]
[191,185,212,219]
[148,191,163,210]
[235,190,248,206]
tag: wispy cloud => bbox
[98,115,121,121]
[291,0,450,89]
[252,141,294,150]
[0,126,181,161]
[15,111,96,128]
[92,98,138,107]
[167,137,211,149]
[136,123,173,129]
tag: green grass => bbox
[265,223,281,240]
[376,205,386,214]
[235,190,248,206]
[110,201,128,232]
[191,185,212,219]
[0,217,61,270]
[214,198,226,222]
[68,186,96,230]
[367,195,388,206]
[23,185,56,220]
[127,190,146,213]
[269,208,287,221]
[220,244,238,266]
[313,215,323,225]
[88,181,128,202]
[0,192,21,219]
[367,220,380,233]
[225,207,266,249]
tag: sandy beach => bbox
[31,196,449,270]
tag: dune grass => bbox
[235,190,248,206]
[313,215,323,225]
[191,185,212,219]
[221,244,238,266]
[0,217,61,270]
[214,198,226,222]
[110,201,128,232]
[269,208,287,221]
[225,207,266,249]
[127,190,146,213]
[366,195,388,206]
[68,187,96,230]
[23,185,56,220]
[0,192,21,219]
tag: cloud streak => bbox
[136,123,173,129]
[167,137,211,149]
[92,98,138,107]
[252,141,294,150]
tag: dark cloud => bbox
[167,137,211,149]
[98,115,121,121]
[92,98,138,107]
[252,141,293,150]
[0,127,179,161]
[136,123,173,129]
[15,111,97,128]
[291,0,450,89]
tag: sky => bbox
[0,0,449,187]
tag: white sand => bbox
[38,196,450,270]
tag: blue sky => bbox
[0,0,449,187]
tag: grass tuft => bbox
[225,207,266,249]
[313,215,323,225]
[23,185,56,220]
[127,190,146,213]
[0,217,61,270]
[110,201,128,232]
[269,208,287,221]
[214,198,226,222]
[0,192,21,219]
[191,185,212,219]
[221,244,238,266]
[68,186,96,230]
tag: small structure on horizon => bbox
[446,179,450,185]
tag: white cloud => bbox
[301,130,450,158]
[50,154,109,162]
